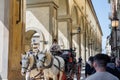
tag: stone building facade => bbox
[106,36,112,56]
[0,0,102,80]
[109,0,120,57]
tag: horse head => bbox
[21,51,35,75]
[36,49,52,69]
[20,53,30,76]
[36,51,47,69]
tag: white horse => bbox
[36,51,65,80]
[21,52,42,80]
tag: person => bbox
[78,57,82,66]
[50,39,61,55]
[116,58,120,72]
[106,57,120,79]
[85,56,96,77]
[86,54,119,80]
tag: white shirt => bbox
[86,72,119,80]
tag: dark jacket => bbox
[85,62,96,77]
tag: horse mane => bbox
[46,52,52,60]
[28,54,35,69]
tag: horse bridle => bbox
[21,58,31,72]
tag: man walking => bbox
[86,54,119,80]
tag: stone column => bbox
[58,18,72,49]
[8,0,25,80]
[49,3,58,41]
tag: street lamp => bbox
[111,18,119,28]
[111,18,119,57]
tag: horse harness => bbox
[54,56,63,72]
[40,56,63,72]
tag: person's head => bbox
[88,56,94,67]
[93,54,110,70]
[78,57,82,62]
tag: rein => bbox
[54,56,64,72]
[21,54,36,72]
[43,56,54,69]
[43,55,63,72]
[31,70,44,80]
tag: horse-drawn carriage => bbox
[20,49,81,80]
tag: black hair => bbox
[94,54,110,67]
[88,56,94,63]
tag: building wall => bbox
[109,0,120,57]
[0,0,9,80]
[0,0,103,79]
[106,36,111,56]
[25,0,103,62]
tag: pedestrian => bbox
[85,56,96,77]
[78,56,82,67]
[106,57,120,79]
[76,57,82,80]
[50,39,62,55]
[115,58,120,72]
[86,54,119,80]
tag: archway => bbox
[25,30,44,52]
[58,37,65,49]
[26,10,51,50]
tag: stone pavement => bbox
[74,66,86,80]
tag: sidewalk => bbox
[74,65,86,80]
[80,66,85,80]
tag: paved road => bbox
[74,66,86,80]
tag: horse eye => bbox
[20,61,22,65]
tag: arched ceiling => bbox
[25,30,36,41]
